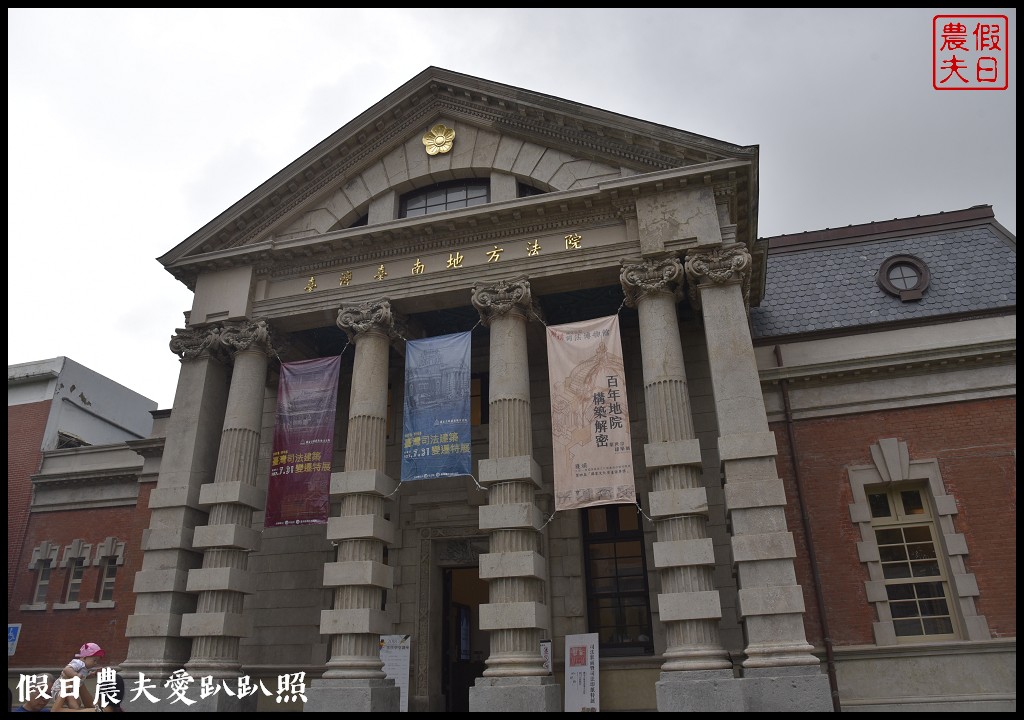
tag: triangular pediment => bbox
[160,67,758,289]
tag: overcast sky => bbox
[8,8,1016,410]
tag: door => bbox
[442,567,488,712]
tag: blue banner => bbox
[401,331,472,481]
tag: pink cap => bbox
[75,642,105,658]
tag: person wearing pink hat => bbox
[54,643,105,710]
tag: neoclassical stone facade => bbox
[88,69,1012,713]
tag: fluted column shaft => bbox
[685,243,819,669]
[330,326,390,676]
[487,308,543,672]
[621,259,731,671]
[122,326,230,691]
[472,276,548,678]
[316,298,404,688]
[184,321,272,674]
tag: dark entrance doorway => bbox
[442,567,488,712]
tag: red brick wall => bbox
[8,482,154,669]
[774,396,1017,647]
[8,400,52,600]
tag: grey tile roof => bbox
[750,225,1016,339]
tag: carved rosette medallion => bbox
[470,275,544,326]
[422,124,455,155]
[619,257,685,307]
[336,298,406,343]
[684,244,752,310]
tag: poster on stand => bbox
[379,634,412,711]
[564,632,599,712]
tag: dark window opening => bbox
[57,431,90,449]
[471,374,489,426]
[582,503,654,656]
[517,182,546,198]
[399,180,489,218]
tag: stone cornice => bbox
[166,159,754,293]
[31,470,141,487]
[760,338,1016,385]
[258,204,622,282]
[126,437,166,459]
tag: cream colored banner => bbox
[547,314,635,512]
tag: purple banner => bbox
[265,355,341,528]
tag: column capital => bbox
[684,243,752,310]
[620,256,684,307]
[170,320,277,362]
[336,298,406,343]
[169,325,225,361]
[471,275,544,326]
[219,319,274,357]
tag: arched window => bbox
[517,182,546,198]
[399,180,489,218]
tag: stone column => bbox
[469,276,560,712]
[122,325,231,711]
[304,299,401,713]
[179,320,272,711]
[685,241,832,712]
[620,257,734,709]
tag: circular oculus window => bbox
[877,254,930,301]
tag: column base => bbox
[657,667,834,712]
[657,669,740,712]
[739,665,834,712]
[303,678,399,713]
[469,676,561,712]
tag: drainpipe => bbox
[773,345,842,712]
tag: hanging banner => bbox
[547,315,635,511]
[265,355,341,528]
[401,331,472,481]
[564,632,600,712]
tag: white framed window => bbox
[54,539,92,610]
[848,438,991,645]
[64,557,86,603]
[21,541,60,611]
[867,485,956,639]
[33,559,53,604]
[96,557,118,602]
[88,536,126,609]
